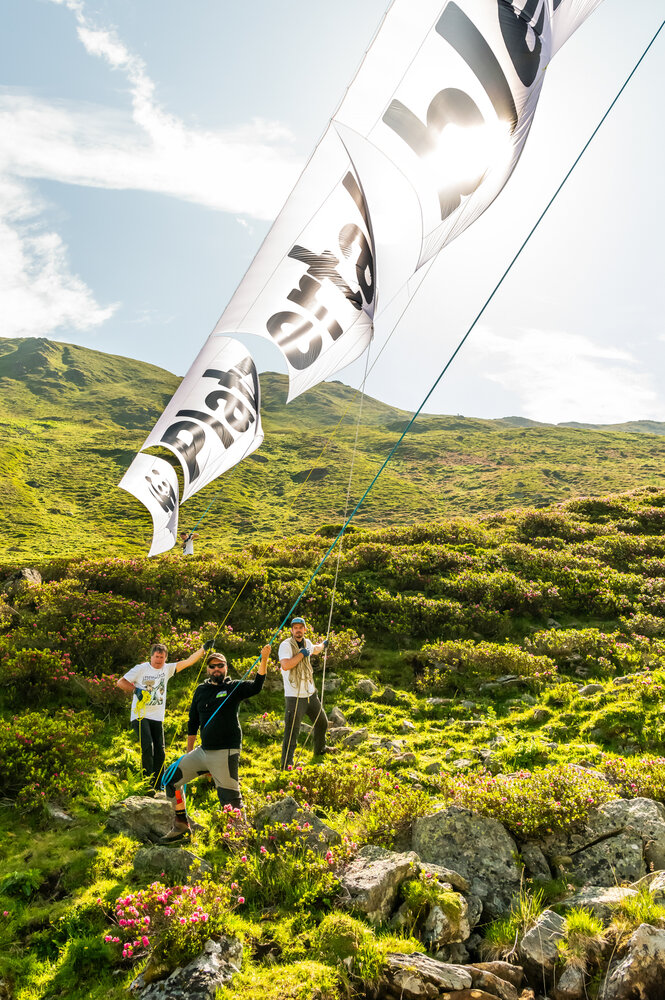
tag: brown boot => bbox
[159,818,191,845]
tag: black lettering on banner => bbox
[176,409,234,451]
[435,3,518,132]
[203,362,259,434]
[145,468,177,514]
[266,311,321,371]
[161,420,206,484]
[383,89,485,222]
[497,0,544,87]
[288,246,361,312]
[265,171,375,371]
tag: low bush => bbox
[0,709,101,811]
[435,764,617,838]
[0,649,76,707]
[414,639,556,695]
[601,754,665,801]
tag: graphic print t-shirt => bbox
[123,662,177,722]
[278,638,315,698]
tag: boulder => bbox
[341,847,417,922]
[46,803,75,826]
[380,686,400,705]
[559,886,637,923]
[327,726,353,743]
[471,963,524,991]
[329,707,347,727]
[253,796,340,854]
[551,963,587,1000]
[538,798,665,883]
[412,807,522,918]
[579,684,604,696]
[130,937,242,999]
[400,719,417,734]
[392,752,417,767]
[518,909,566,972]
[520,842,551,881]
[343,728,369,748]
[323,674,341,693]
[2,567,41,597]
[560,829,645,886]
[378,954,473,998]
[424,762,441,775]
[599,923,665,1000]
[107,796,175,842]
[422,897,471,949]
[356,678,378,697]
[132,846,211,881]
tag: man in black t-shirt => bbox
[161,644,271,843]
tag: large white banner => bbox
[119,454,179,556]
[139,336,264,501]
[212,0,603,400]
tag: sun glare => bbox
[424,121,512,190]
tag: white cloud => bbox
[464,326,665,424]
[0,0,302,220]
[0,176,116,338]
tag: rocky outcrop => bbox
[130,937,242,999]
[559,886,638,923]
[341,847,418,922]
[518,909,566,973]
[377,954,521,1000]
[537,798,665,885]
[107,795,174,842]
[412,806,522,918]
[599,923,665,1000]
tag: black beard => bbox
[208,671,226,684]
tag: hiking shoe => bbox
[158,822,191,845]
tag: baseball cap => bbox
[207,650,227,665]
[291,617,306,626]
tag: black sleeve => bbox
[234,673,265,701]
[188,689,201,736]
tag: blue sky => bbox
[2,0,663,423]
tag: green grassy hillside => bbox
[1,488,665,998]
[1,337,665,561]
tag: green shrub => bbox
[435,764,616,838]
[415,639,556,695]
[601,754,665,801]
[0,709,101,810]
[0,869,44,899]
[526,628,650,678]
[0,649,76,707]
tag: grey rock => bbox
[646,870,665,902]
[412,806,522,919]
[519,909,567,972]
[424,761,441,775]
[327,726,352,743]
[130,936,242,999]
[253,796,340,853]
[579,683,604,696]
[392,752,417,766]
[132,846,211,881]
[520,842,552,881]
[323,674,341,693]
[329,707,346,727]
[356,678,378,697]
[46,802,75,826]
[552,963,587,1000]
[452,757,475,771]
[107,796,175,842]
[426,697,452,706]
[342,728,369,748]
[460,700,476,710]
[532,708,550,723]
[466,967,520,1000]
[2,567,42,597]
[599,923,665,1000]
[399,719,417,734]
[417,861,470,894]
[422,896,471,948]
[471,962,524,990]
[379,954,472,998]
[380,686,400,705]
[559,886,637,923]
[341,848,418,922]
[433,942,469,964]
[561,830,645,886]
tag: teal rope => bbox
[201,19,664,721]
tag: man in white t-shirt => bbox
[278,616,332,769]
[117,642,205,790]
